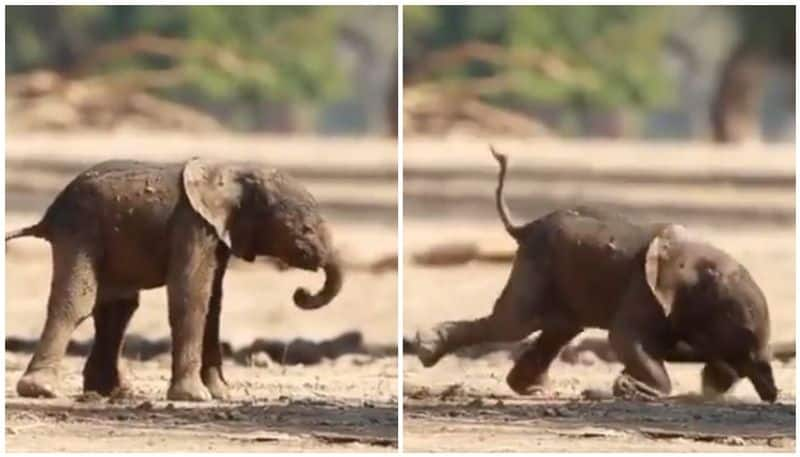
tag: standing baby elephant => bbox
[415,146,776,403]
[6,158,343,401]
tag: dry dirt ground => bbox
[403,138,796,452]
[5,133,398,452]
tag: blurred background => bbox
[404,5,794,141]
[402,8,795,438]
[7,5,397,135]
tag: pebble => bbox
[136,401,154,411]
[581,388,612,401]
[250,352,272,368]
[768,437,788,448]
[720,436,745,446]
[75,391,104,403]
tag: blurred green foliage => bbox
[6,6,347,130]
[405,6,673,109]
[405,5,794,112]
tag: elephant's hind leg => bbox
[416,255,549,367]
[18,238,99,398]
[83,289,139,397]
[506,323,581,395]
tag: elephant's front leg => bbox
[83,289,139,397]
[701,360,740,399]
[165,220,220,402]
[608,318,672,400]
[201,246,231,400]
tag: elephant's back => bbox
[43,160,184,229]
[40,160,186,288]
[544,208,654,326]
[546,208,652,268]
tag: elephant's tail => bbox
[5,223,45,242]
[490,145,524,241]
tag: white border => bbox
[396,2,405,453]
[3,3,799,456]
[1,3,6,455]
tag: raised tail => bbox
[489,145,524,240]
[5,223,44,242]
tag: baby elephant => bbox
[415,146,776,403]
[6,158,343,401]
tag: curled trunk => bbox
[293,252,344,310]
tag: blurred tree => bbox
[6,6,347,131]
[386,51,398,136]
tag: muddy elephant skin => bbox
[416,147,775,403]
[6,158,343,401]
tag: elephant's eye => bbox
[302,224,313,235]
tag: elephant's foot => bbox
[612,374,664,401]
[202,367,231,400]
[167,377,212,402]
[84,363,133,397]
[18,368,61,398]
[701,379,726,400]
[415,325,453,367]
[506,368,549,396]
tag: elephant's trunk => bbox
[293,252,343,310]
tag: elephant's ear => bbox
[645,224,697,315]
[182,158,239,248]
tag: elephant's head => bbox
[182,158,342,309]
[644,224,776,402]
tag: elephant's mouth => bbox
[294,250,322,271]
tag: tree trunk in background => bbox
[710,43,766,143]
[386,52,398,137]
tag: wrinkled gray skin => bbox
[6,158,343,401]
[415,147,776,403]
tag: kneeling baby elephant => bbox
[416,146,776,403]
[6,158,343,401]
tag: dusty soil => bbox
[403,139,796,452]
[5,133,398,452]
[6,353,396,452]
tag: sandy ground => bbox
[403,138,796,452]
[5,133,398,452]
